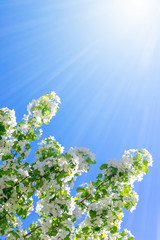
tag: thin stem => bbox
[24,225,41,238]
[14,176,30,187]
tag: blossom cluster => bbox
[0,91,152,240]
[74,148,152,240]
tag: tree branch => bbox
[24,225,41,238]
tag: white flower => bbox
[18,168,29,177]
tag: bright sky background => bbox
[0,0,160,239]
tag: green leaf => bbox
[0,122,5,133]
[82,226,89,233]
[89,210,97,219]
[90,181,96,186]
[76,187,84,192]
[21,209,28,219]
[16,208,23,216]
[25,143,30,150]
[137,150,142,155]
[5,180,14,186]
[100,164,108,170]
[124,202,131,210]
[81,190,88,198]
[24,162,29,167]
[143,159,148,166]
[35,180,43,189]
[96,173,102,179]
[64,235,70,240]
[50,227,57,236]
[0,221,7,230]
[142,164,149,173]
[27,200,33,205]
[18,134,24,141]
[95,192,101,200]
[2,153,12,160]
[3,187,12,199]
[112,167,118,175]
[18,121,25,126]
[86,157,96,164]
[94,226,101,231]
[120,232,127,237]
[12,231,20,238]
[110,226,118,234]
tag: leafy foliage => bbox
[0,92,153,239]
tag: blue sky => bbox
[0,0,160,239]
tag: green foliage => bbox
[0,92,152,240]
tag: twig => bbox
[24,225,41,238]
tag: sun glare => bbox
[120,0,151,23]
[85,0,155,43]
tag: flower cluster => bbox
[0,108,17,161]
[0,91,152,240]
[74,149,152,239]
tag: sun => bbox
[84,0,155,43]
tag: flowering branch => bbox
[0,91,153,240]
